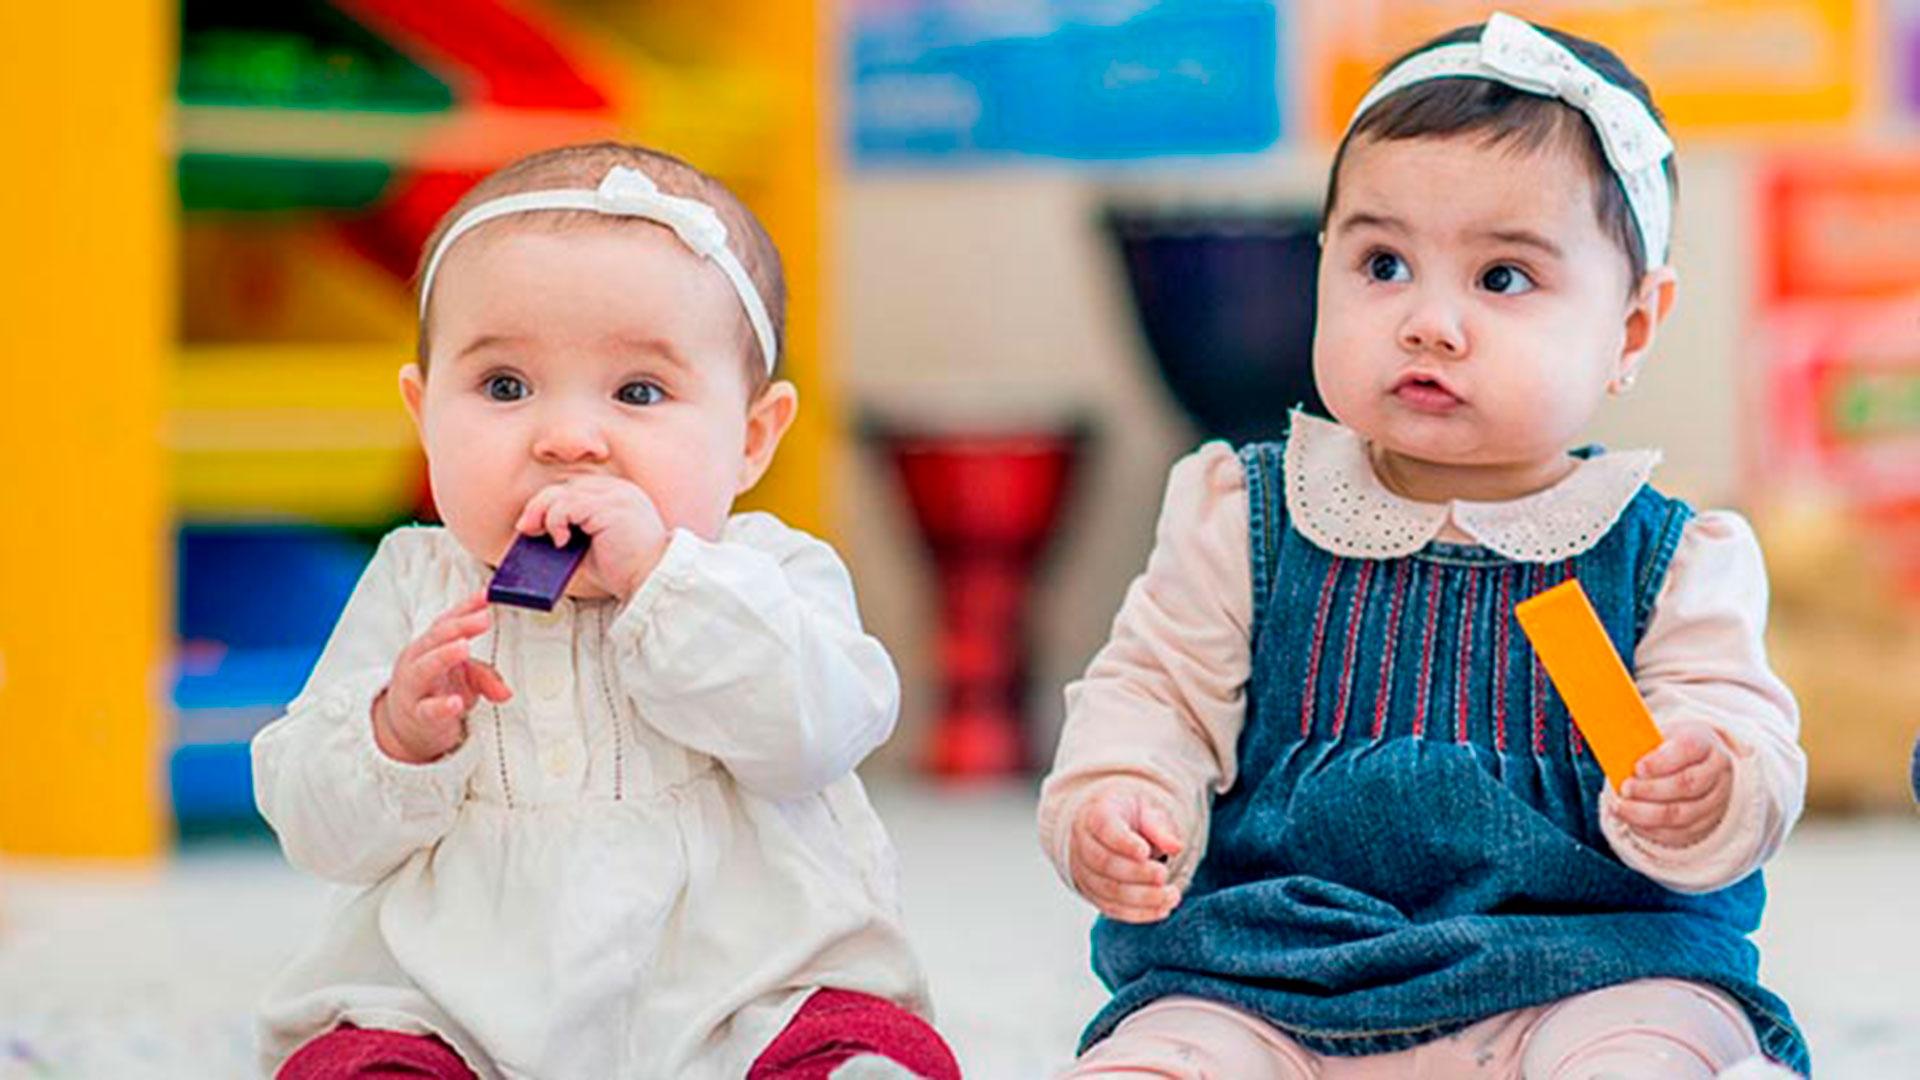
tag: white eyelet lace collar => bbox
[1282,411,1661,563]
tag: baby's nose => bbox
[1398,301,1467,357]
[532,412,610,463]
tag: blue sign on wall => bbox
[850,0,1284,162]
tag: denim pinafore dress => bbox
[1085,436,1809,1075]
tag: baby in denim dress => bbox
[1040,13,1810,1079]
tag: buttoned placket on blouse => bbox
[487,601,628,806]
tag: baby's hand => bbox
[372,592,513,764]
[1069,784,1186,923]
[516,476,669,600]
[1614,722,1734,849]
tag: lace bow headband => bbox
[419,166,778,373]
[1348,11,1675,268]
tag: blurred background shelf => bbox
[171,344,422,525]
[152,0,830,840]
[169,525,374,833]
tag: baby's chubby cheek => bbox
[644,486,731,545]
[423,465,529,567]
[452,506,526,571]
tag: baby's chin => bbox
[1359,423,1507,472]
[445,523,574,588]
[448,523,521,575]
[1334,410,1464,461]
[560,577,616,601]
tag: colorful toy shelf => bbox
[171,525,374,832]
[178,0,452,210]
[172,343,422,524]
[155,0,831,840]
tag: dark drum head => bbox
[1105,207,1325,445]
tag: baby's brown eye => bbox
[1481,264,1536,295]
[1367,251,1409,282]
[485,374,528,401]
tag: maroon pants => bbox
[279,990,960,1079]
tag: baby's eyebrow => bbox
[1336,211,1408,236]
[1475,228,1564,259]
[606,334,691,372]
[454,333,529,362]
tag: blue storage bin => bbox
[176,525,375,648]
[170,525,376,831]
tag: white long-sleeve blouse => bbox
[253,513,929,1079]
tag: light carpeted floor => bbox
[2,782,1915,1078]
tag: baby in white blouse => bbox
[252,143,955,1080]
[1043,14,1808,1080]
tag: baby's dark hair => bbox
[414,141,787,391]
[1322,22,1678,287]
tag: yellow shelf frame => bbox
[0,1,832,857]
[0,1,173,858]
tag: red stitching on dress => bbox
[1528,563,1548,756]
[1495,567,1512,753]
[1455,568,1479,744]
[1372,560,1410,739]
[1300,560,1342,739]
[1332,561,1375,739]
[1414,563,1442,739]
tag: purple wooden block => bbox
[488,532,591,611]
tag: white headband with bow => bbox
[418,166,778,374]
[1348,11,1674,268]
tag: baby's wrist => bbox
[371,690,443,765]
[616,534,673,600]
[1080,775,1171,816]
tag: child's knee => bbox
[748,989,959,1080]
[277,1025,476,1080]
[1061,997,1317,1080]
[1519,980,1762,1080]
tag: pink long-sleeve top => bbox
[1040,417,1806,900]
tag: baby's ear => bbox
[399,363,427,432]
[737,379,799,494]
[1616,265,1678,391]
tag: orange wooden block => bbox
[1515,579,1664,789]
